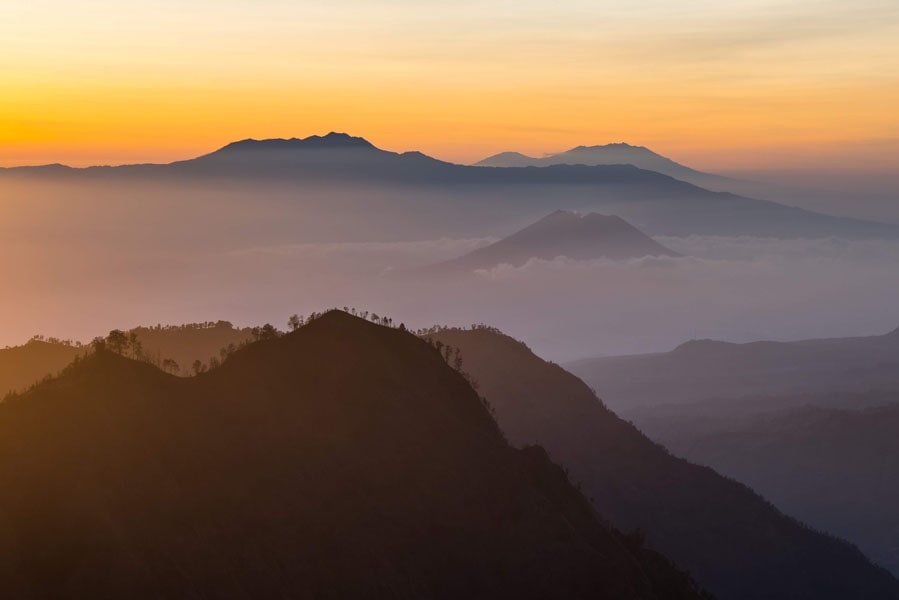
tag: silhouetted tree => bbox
[106,330,128,355]
[127,332,143,359]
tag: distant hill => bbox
[640,402,899,577]
[428,326,899,600]
[475,142,733,189]
[128,321,254,374]
[0,340,82,397]
[0,311,708,599]
[0,322,253,398]
[4,132,899,241]
[566,326,899,411]
[412,210,678,276]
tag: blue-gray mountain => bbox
[3,132,898,241]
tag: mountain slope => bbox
[640,402,899,577]
[428,326,899,600]
[0,323,254,398]
[0,340,82,398]
[414,210,678,275]
[0,311,707,599]
[566,326,899,411]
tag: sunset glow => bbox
[3,0,898,169]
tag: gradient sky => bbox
[2,0,898,170]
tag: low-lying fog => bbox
[3,177,899,361]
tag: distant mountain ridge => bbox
[413,210,678,276]
[212,132,376,153]
[475,142,733,188]
[567,325,899,410]
[4,132,899,240]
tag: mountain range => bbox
[475,142,732,190]
[3,312,899,597]
[565,326,899,578]
[0,311,710,599]
[428,325,899,600]
[4,132,898,241]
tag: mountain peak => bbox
[215,132,376,154]
[411,211,679,276]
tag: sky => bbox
[2,0,898,170]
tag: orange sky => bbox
[2,1,898,171]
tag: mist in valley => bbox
[3,173,899,362]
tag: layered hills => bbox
[566,326,899,411]
[0,322,253,397]
[0,311,707,599]
[639,402,899,577]
[428,325,899,600]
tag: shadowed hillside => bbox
[0,311,708,599]
[639,402,899,577]
[428,326,899,600]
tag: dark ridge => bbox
[428,326,899,600]
[0,310,708,599]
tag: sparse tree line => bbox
[140,321,238,332]
[3,307,502,441]
[12,309,490,397]
[2,335,85,350]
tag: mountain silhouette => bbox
[0,311,708,599]
[476,142,733,188]
[412,210,679,276]
[4,132,899,240]
[567,325,899,411]
[428,325,899,600]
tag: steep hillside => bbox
[0,311,706,599]
[642,402,899,576]
[429,326,899,600]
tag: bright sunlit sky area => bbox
[2,0,898,170]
